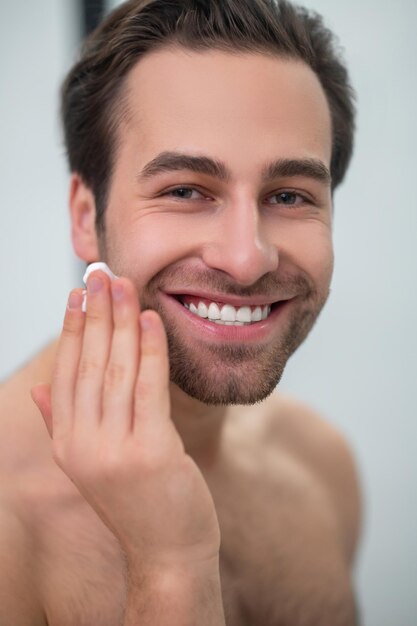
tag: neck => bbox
[169,382,231,467]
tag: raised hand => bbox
[31,270,221,574]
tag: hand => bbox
[31,271,221,572]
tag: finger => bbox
[133,310,171,437]
[31,383,53,438]
[51,289,86,440]
[101,278,141,439]
[74,270,113,432]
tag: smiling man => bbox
[0,1,362,625]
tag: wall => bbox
[0,0,80,374]
[278,2,417,624]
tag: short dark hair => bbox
[61,0,356,235]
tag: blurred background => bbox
[1,1,416,624]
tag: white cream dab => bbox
[82,262,119,312]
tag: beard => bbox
[139,265,329,407]
[164,304,320,406]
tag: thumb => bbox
[30,383,53,438]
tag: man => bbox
[0,0,362,624]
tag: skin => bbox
[0,49,361,625]
[68,48,334,461]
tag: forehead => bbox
[121,47,332,171]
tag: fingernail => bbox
[88,276,103,294]
[67,291,83,310]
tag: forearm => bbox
[123,560,227,625]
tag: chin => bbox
[165,309,317,406]
[171,353,286,406]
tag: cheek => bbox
[108,215,196,285]
[279,220,334,287]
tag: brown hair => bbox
[61,0,356,234]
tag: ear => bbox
[69,173,101,262]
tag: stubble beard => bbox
[148,292,328,406]
[100,237,329,406]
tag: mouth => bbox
[160,292,292,343]
[175,294,275,323]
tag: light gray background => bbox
[1,1,416,625]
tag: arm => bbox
[31,271,226,625]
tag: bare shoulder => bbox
[0,341,59,476]
[0,373,47,480]
[0,501,47,625]
[0,341,72,520]
[0,344,61,624]
[262,392,363,567]
[0,376,49,624]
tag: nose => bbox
[201,199,279,286]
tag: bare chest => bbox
[211,452,358,626]
[36,452,357,626]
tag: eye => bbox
[266,191,308,206]
[166,187,205,200]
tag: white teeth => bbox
[182,298,273,324]
[236,306,252,323]
[207,302,221,320]
[220,304,236,322]
[252,306,262,322]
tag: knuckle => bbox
[77,357,102,381]
[52,360,67,384]
[134,378,169,407]
[141,344,160,359]
[105,361,127,388]
[114,312,133,329]
[85,309,102,323]
[134,379,149,403]
[135,378,149,400]
[62,316,83,337]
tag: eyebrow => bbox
[262,157,331,185]
[138,151,331,185]
[139,152,229,181]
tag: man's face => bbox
[99,48,333,406]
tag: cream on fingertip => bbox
[82,262,119,312]
[82,262,118,284]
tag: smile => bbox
[178,296,271,326]
[161,292,290,343]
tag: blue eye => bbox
[168,187,203,199]
[268,191,304,206]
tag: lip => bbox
[159,291,293,343]
[164,290,277,308]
